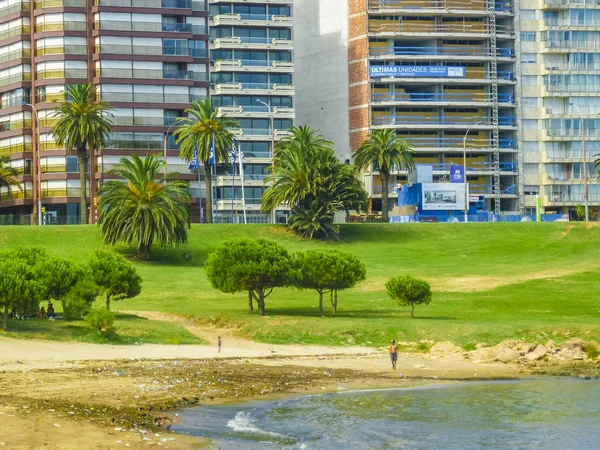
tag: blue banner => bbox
[189,142,199,171]
[208,135,216,166]
[370,66,466,78]
[449,164,465,184]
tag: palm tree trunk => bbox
[78,149,88,225]
[381,173,390,222]
[205,163,213,223]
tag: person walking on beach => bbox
[217,336,222,353]
[389,340,398,370]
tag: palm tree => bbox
[353,129,415,222]
[97,154,191,260]
[0,156,21,200]
[261,125,334,212]
[173,99,239,223]
[263,125,367,239]
[51,83,113,224]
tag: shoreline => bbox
[1,348,597,450]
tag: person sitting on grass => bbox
[47,302,56,319]
[38,307,46,319]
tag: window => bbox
[522,142,539,152]
[522,75,537,85]
[270,51,292,62]
[523,119,538,130]
[524,163,540,173]
[521,32,536,42]
[522,97,537,108]
[269,6,291,16]
[521,10,536,21]
[522,53,536,63]
[524,185,540,195]
[269,28,291,40]
[271,96,292,108]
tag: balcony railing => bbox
[110,116,186,126]
[94,0,194,7]
[97,68,208,81]
[35,22,87,32]
[0,48,31,64]
[370,46,514,57]
[36,0,85,6]
[211,36,292,46]
[36,45,87,56]
[372,92,515,103]
[0,25,31,41]
[546,193,600,203]
[547,128,600,138]
[0,144,33,157]
[96,44,208,58]
[212,59,293,68]
[0,72,32,87]
[367,0,514,12]
[368,22,514,35]
[40,188,81,198]
[2,95,31,109]
[0,119,32,132]
[214,82,293,91]
[373,115,516,126]
[545,84,600,94]
[212,13,292,21]
[0,190,33,202]
[99,92,205,103]
[398,136,516,149]
[0,1,30,16]
[37,69,88,80]
[430,162,517,172]
[545,62,600,72]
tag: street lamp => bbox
[462,120,483,223]
[257,99,276,224]
[569,102,589,221]
[23,102,42,226]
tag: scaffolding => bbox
[489,0,501,215]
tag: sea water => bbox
[173,378,600,449]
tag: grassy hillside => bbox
[0,223,598,348]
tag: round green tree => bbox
[204,238,295,316]
[385,275,432,318]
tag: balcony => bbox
[369,46,514,59]
[0,190,33,203]
[0,119,32,132]
[372,115,516,127]
[99,92,205,104]
[230,128,290,140]
[543,62,600,73]
[211,36,293,50]
[368,22,514,36]
[97,68,208,81]
[0,25,31,41]
[109,116,187,126]
[37,0,85,6]
[217,105,294,118]
[0,143,33,157]
[36,45,87,56]
[96,44,206,58]
[545,193,600,205]
[2,94,31,109]
[544,83,600,96]
[213,82,294,95]
[40,187,82,198]
[543,40,600,52]
[371,92,515,105]
[94,0,198,7]
[0,72,32,87]
[212,59,293,73]
[430,162,517,173]
[0,48,31,64]
[37,69,87,80]
[210,13,293,27]
[541,0,599,9]
[545,128,600,139]
[0,1,30,16]
[367,0,514,13]
[35,22,87,32]
[398,136,516,150]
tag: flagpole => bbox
[239,143,247,224]
[198,165,203,224]
[231,142,236,224]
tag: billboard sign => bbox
[422,183,466,211]
[449,164,465,183]
[369,66,466,78]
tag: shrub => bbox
[85,308,115,335]
[386,275,432,318]
[62,279,100,320]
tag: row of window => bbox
[210,27,291,41]
[209,5,290,17]
[211,50,292,62]
[213,95,292,108]
[210,72,292,85]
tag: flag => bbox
[449,164,465,183]
[208,135,216,166]
[231,141,237,163]
[238,144,244,177]
[189,142,199,171]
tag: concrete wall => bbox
[294,0,351,161]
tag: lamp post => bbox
[163,120,181,182]
[462,120,483,223]
[569,102,589,221]
[257,99,276,224]
[23,102,41,226]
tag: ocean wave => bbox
[227,411,289,439]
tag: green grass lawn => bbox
[0,223,598,348]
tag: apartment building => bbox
[0,0,210,224]
[208,0,294,224]
[296,0,519,216]
[519,0,600,219]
